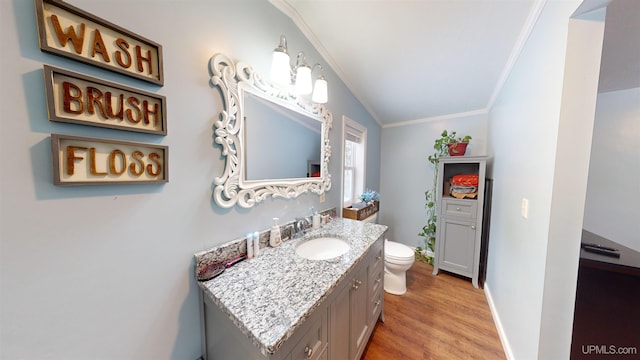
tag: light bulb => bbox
[312,77,328,103]
[270,51,290,85]
[295,65,312,95]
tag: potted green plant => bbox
[416,130,471,263]
[436,130,472,156]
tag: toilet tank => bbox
[362,213,378,224]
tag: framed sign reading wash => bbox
[34,0,164,85]
[43,65,167,135]
[51,133,168,186]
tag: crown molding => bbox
[382,108,489,129]
[486,0,547,111]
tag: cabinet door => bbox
[350,265,369,360]
[329,284,350,360]
[290,308,327,360]
[438,217,476,276]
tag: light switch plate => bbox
[319,193,326,203]
[521,198,529,219]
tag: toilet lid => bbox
[385,240,414,259]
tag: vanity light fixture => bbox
[294,52,312,95]
[270,35,328,104]
[270,35,290,85]
[311,65,328,104]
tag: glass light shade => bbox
[312,78,328,104]
[270,51,291,85]
[295,65,312,95]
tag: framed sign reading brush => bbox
[43,65,167,135]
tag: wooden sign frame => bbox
[51,133,168,186]
[34,0,164,85]
[43,65,167,135]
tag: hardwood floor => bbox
[361,260,505,360]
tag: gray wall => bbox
[486,1,604,358]
[583,87,640,251]
[0,1,380,359]
[379,114,488,248]
[378,5,589,359]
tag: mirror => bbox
[208,53,332,208]
[242,89,322,180]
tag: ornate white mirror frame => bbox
[209,53,332,208]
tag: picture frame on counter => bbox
[34,0,164,85]
[43,65,167,135]
[51,133,168,186]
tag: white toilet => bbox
[362,213,415,295]
[383,239,415,295]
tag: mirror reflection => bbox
[243,90,322,181]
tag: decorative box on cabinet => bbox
[432,156,489,288]
[342,201,380,221]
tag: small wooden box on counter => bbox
[343,201,379,221]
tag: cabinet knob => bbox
[352,279,362,290]
[471,225,476,230]
[304,346,313,358]
[456,207,461,211]
[375,300,381,306]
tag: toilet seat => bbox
[385,240,414,260]
[386,256,413,264]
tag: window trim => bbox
[341,116,367,212]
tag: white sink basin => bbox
[295,237,350,260]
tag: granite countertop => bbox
[197,218,388,355]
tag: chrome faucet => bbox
[293,217,311,238]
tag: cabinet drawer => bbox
[369,238,384,271]
[369,265,383,298]
[442,198,477,219]
[291,309,327,360]
[315,346,328,360]
[369,288,383,324]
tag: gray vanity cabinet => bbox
[200,291,328,360]
[432,156,488,288]
[329,265,369,360]
[350,264,370,358]
[330,236,384,360]
[200,234,384,360]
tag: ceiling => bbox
[270,0,539,126]
[272,0,640,127]
[597,0,640,93]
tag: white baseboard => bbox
[484,282,515,360]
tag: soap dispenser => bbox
[269,218,282,247]
[311,207,321,229]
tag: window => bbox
[342,116,366,208]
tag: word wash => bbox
[36,0,163,85]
